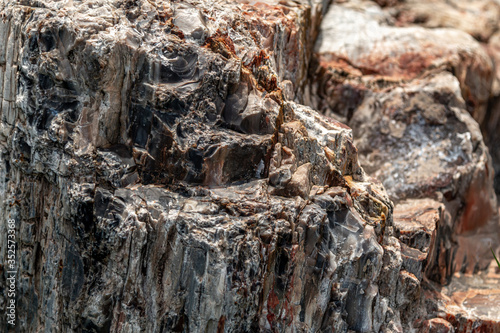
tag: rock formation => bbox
[0,0,499,332]
[306,0,500,330]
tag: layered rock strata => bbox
[307,0,500,330]
[0,0,400,332]
[0,0,499,332]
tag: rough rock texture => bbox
[309,0,499,280]
[379,0,500,204]
[1,0,500,332]
[306,0,500,331]
[389,0,500,42]
[309,1,493,124]
[373,0,500,205]
[0,0,398,332]
[424,265,500,333]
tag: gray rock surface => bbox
[0,0,397,332]
[307,0,500,331]
[0,0,499,332]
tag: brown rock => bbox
[425,264,500,333]
[1,0,500,332]
[391,0,500,42]
[393,198,441,253]
[421,318,455,333]
[284,162,312,198]
[309,2,493,123]
[0,1,403,332]
[307,2,500,330]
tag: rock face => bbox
[0,0,393,332]
[309,1,493,124]
[382,0,500,206]
[306,0,500,331]
[0,0,499,333]
[390,0,500,42]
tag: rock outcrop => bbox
[0,0,499,332]
[0,0,393,332]
[306,0,500,331]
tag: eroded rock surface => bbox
[0,0,400,332]
[376,0,500,206]
[310,0,499,282]
[306,0,500,331]
[0,0,499,332]
[389,0,500,42]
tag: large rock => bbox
[379,0,500,205]
[308,1,493,124]
[424,264,500,332]
[1,0,499,332]
[0,0,424,332]
[389,0,500,42]
[308,1,500,331]
[310,0,499,283]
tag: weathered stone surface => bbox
[420,317,455,333]
[0,0,420,332]
[1,0,499,332]
[377,0,500,206]
[389,0,500,42]
[310,0,500,284]
[305,1,500,332]
[308,1,493,124]
[424,263,500,333]
[393,198,441,253]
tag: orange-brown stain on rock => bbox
[458,164,494,234]
[217,315,226,333]
[318,54,364,77]
[204,31,236,59]
[445,313,500,333]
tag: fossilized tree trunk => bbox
[0,0,499,332]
